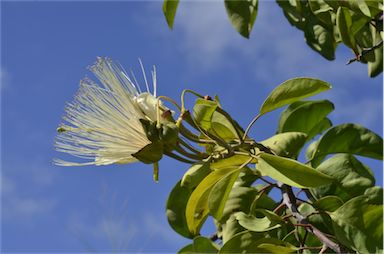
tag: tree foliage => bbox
[156,78,383,254]
[163,0,383,77]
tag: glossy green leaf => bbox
[220,231,297,254]
[181,163,212,189]
[368,32,383,77]
[235,210,282,232]
[260,132,307,159]
[310,154,375,202]
[208,169,241,220]
[298,203,335,235]
[166,181,194,238]
[163,0,179,29]
[337,7,357,50]
[276,0,305,29]
[306,117,332,140]
[219,231,262,253]
[308,0,334,26]
[178,236,219,254]
[278,100,334,139]
[258,153,333,188]
[224,0,258,38]
[211,111,239,140]
[186,166,242,235]
[260,78,331,115]
[221,215,248,244]
[313,196,344,212]
[331,194,383,253]
[210,154,255,170]
[247,238,298,253]
[308,123,383,167]
[193,98,218,130]
[304,17,336,60]
[221,186,258,223]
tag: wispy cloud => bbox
[2,174,56,221]
[168,1,367,83]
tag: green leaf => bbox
[260,78,332,115]
[235,210,282,232]
[312,196,344,212]
[278,100,334,139]
[221,215,248,244]
[308,0,334,26]
[368,32,383,77]
[276,0,305,29]
[308,123,383,167]
[186,166,242,235]
[336,7,357,51]
[306,117,332,140]
[210,154,255,170]
[220,231,298,254]
[163,0,179,29]
[298,203,335,235]
[224,0,258,38]
[247,238,298,253]
[303,16,336,60]
[260,132,308,159]
[181,163,212,189]
[166,181,194,238]
[257,153,333,188]
[193,98,218,131]
[221,186,258,223]
[310,154,375,202]
[208,169,241,220]
[219,231,262,253]
[178,236,219,254]
[331,194,383,253]
[211,111,240,140]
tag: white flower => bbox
[54,57,160,166]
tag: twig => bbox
[346,40,383,65]
[277,182,348,254]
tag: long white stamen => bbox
[139,58,150,93]
[152,66,157,97]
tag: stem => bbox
[243,113,262,140]
[174,145,204,160]
[153,162,159,183]
[164,151,197,164]
[180,89,204,111]
[277,182,347,254]
[178,138,209,158]
[157,95,182,111]
[178,123,216,145]
[346,40,383,65]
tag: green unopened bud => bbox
[132,142,164,164]
[160,122,179,150]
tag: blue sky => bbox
[1,1,382,253]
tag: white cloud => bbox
[175,2,239,69]
[2,175,56,221]
[1,161,58,223]
[169,1,366,83]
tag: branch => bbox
[346,40,383,65]
[277,182,348,254]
